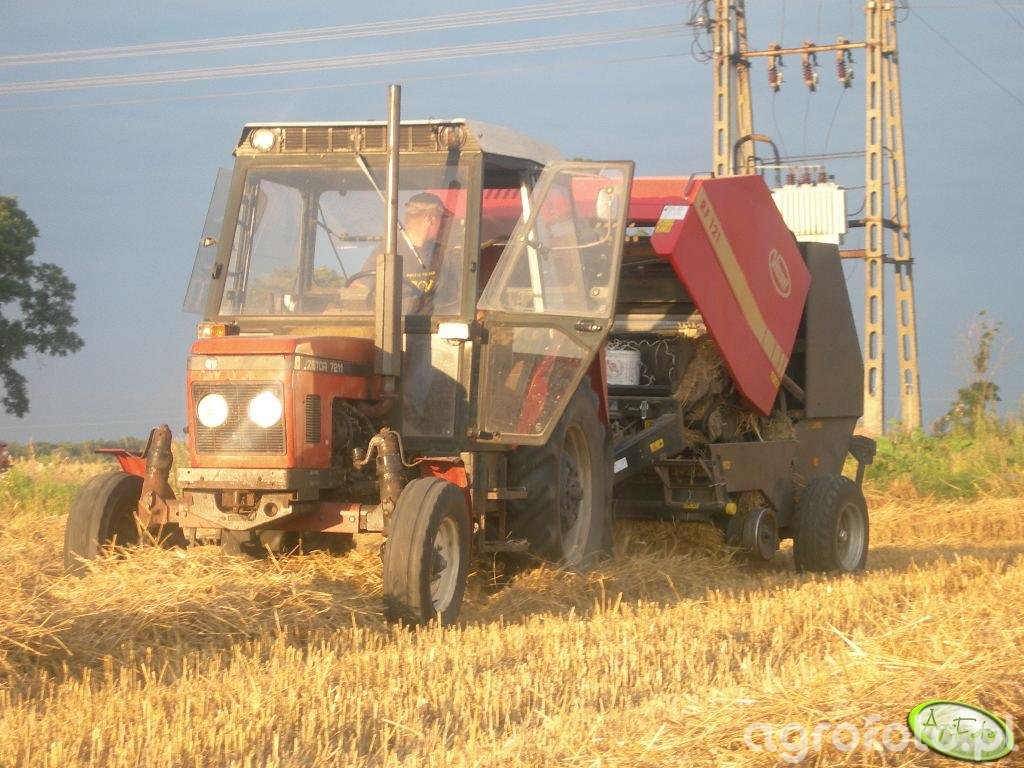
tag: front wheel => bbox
[382,478,470,625]
[793,475,869,573]
[64,471,143,574]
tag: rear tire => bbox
[64,471,143,574]
[507,383,612,571]
[793,475,869,573]
[382,478,470,625]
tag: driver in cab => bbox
[345,192,452,314]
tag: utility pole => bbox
[709,1,922,435]
[712,0,754,176]
[868,0,925,434]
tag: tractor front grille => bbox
[192,382,286,454]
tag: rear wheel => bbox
[64,471,143,573]
[793,475,869,573]
[507,384,612,571]
[382,478,470,625]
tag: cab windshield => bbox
[216,158,469,317]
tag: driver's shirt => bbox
[404,266,438,295]
[357,240,443,314]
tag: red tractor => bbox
[66,88,874,624]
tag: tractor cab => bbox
[184,120,558,326]
[181,120,632,459]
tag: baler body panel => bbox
[646,175,810,415]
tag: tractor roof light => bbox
[249,128,278,152]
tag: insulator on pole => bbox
[802,41,819,91]
[767,42,783,91]
[836,37,854,87]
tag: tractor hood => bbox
[191,335,375,375]
[186,334,379,470]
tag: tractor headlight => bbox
[248,390,283,428]
[196,393,229,428]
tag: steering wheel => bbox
[342,269,376,288]
[344,270,431,297]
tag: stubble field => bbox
[0,457,1021,767]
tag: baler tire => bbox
[506,383,612,572]
[64,471,143,574]
[382,477,470,626]
[793,475,869,573]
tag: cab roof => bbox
[236,119,561,166]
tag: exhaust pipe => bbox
[375,84,402,390]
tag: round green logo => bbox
[908,701,1015,762]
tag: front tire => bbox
[793,475,869,573]
[507,384,612,571]
[64,471,143,574]
[382,478,470,625]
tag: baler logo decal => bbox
[768,248,792,298]
[694,188,788,378]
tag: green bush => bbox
[866,422,1023,498]
[0,459,110,520]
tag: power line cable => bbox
[0,25,683,96]
[771,91,789,156]
[0,50,689,114]
[912,1,1024,7]
[909,7,1024,107]
[993,0,1024,28]
[777,150,865,162]
[822,86,847,154]
[0,0,676,67]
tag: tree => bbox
[935,311,1003,435]
[0,196,84,417]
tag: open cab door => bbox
[475,161,634,445]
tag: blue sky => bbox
[1,0,1021,442]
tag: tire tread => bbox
[793,475,868,573]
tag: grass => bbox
[0,459,110,521]
[865,424,1024,499]
[0,450,1021,766]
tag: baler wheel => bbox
[64,471,143,574]
[382,477,470,625]
[506,384,612,571]
[793,475,869,573]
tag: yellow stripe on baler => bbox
[693,187,789,379]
